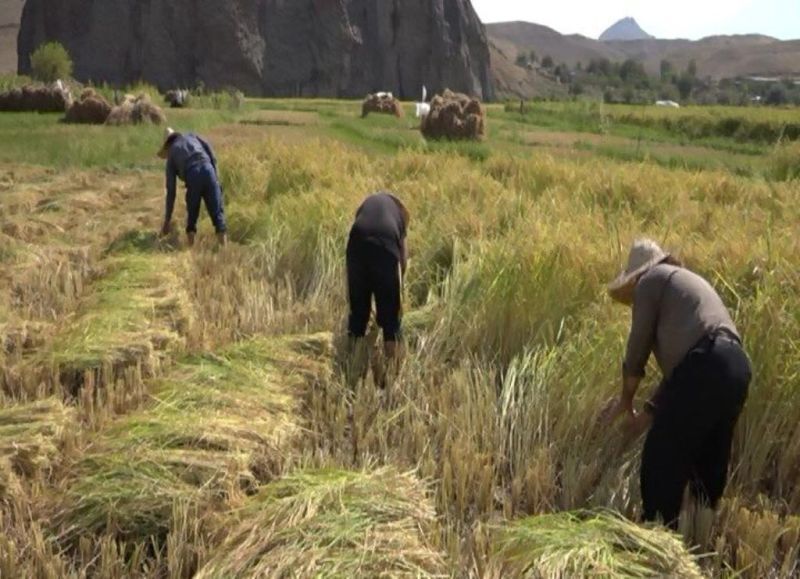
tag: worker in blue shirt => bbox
[157,128,227,246]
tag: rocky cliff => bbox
[17,0,493,100]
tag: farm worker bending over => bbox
[157,128,227,246]
[604,239,751,529]
[346,192,409,380]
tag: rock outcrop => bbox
[17,0,493,100]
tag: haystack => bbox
[420,88,486,141]
[55,337,314,544]
[164,89,190,108]
[361,92,404,118]
[106,94,167,126]
[64,88,112,124]
[0,84,72,113]
[490,511,704,578]
[195,468,447,578]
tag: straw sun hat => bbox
[157,127,176,159]
[608,239,671,305]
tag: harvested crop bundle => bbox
[54,337,316,544]
[0,398,76,484]
[491,510,704,578]
[106,94,167,126]
[32,254,190,407]
[196,467,447,578]
[0,84,72,113]
[361,92,404,118]
[64,89,112,124]
[420,89,486,141]
[164,89,190,109]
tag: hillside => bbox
[487,21,800,81]
[489,39,567,100]
[0,0,23,73]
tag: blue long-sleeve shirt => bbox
[165,133,218,222]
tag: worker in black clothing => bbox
[346,192,409,378]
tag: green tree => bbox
[660,59,673,81]
[687,59,698,78]
[619,59,646,83]
[30,42,73,83]
[677,73,694,101]
[529,50,538,63]
[541,55,554,69]
[765,84,787,106]
[515,53,529,67]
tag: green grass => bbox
[0,109,241,169]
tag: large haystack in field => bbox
[196,468,447,578]
[361,92,403,118]
[106,94,167,126]
[420,89,486,141]
[0,84,72,113]
[490,511,704,578]
[63,88,112,124]
[54,337,319,544]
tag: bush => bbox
[30,42,73,83]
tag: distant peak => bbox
[600,17,654,41]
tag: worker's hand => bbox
[623,408,653,440]
[160,220,172,237]
[599,395,634,426]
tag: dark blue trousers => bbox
[185,163,227,234]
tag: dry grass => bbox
[0,100,797,576]
[196,467,447,578]
[9,253,194,425]
[0,398,75,495]
[489,510,704,578]
[55,336,316,547]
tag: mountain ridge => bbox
[600,17,654,42]
[487,20,800,83]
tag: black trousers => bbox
[346,237,402,342]
[641,334,751,528]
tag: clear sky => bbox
[470,0,799,41]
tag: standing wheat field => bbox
[0,97,798,577]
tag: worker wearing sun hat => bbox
[604,238,751,529]
[158,127,227,246]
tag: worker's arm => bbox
[605,276,659,424]
[163,161,177,234]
